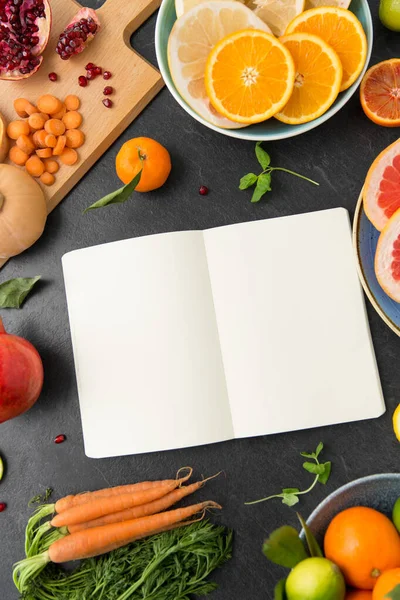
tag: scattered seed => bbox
[103,71,112,80]
[102,98,113,108]
[54,434,66,444]
[78,75,88,87]
[0,503,6,512]
[199,185,209,196]
[94,66,102,76]
[85,62,96,71]
[103,86,113,96]
[0,456,3,482]
[86,70,96,80]
[48,72,58,82]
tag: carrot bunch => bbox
[14,467,222,594]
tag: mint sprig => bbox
[245,442,331,506]
[239,142,319,203]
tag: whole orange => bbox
[346,591,373,599]
[324,507,400,590]
[372,568,400,600]
[116,137,171,193]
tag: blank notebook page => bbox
[62,231,233,458]
[203,208,385,438]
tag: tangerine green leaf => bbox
[297,513,323,558]
[318,462,332,485]
[303,462,325,475]
[239,173,258,190]
[84,170,142,213]
[386,584,400,599]
[274,579,287,600]
[251,173,271,203]
[263,526,307,568]
[255,141,271,170]
[315,442,324,457]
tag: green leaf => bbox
[282,494,299,507]
[303,462,325,475]
[255,141,271,170]
[282,488,300,495]
[315,442,324,458]
[318,462,331,485]
[84,170,142,213]
[300,451,316,459]
[239,173,258,190]
[274,579,287,600]
[263,526,307,568]
[386,584,400,599]
[0,276,41,309]
[297,513,323,558]
[251,173,271,203]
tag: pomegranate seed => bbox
[102,98,113,108]
[48,72,58,81]
[103,70,112,80]
[54,434,66,444]
[103,86,113,95]
[86,69,95,80]
[78,75,87,87]
[0,503,6,512]
[199,185,209,196]
[93,66,102,75]
[85,62,96,70]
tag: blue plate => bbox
[353,191,400,337]
[155,0,373,141]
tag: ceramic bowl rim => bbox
[155,0,373,141]
[305,473,400,528]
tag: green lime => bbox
[379,0,400,32]
[285,557,346,600]
[0,456,3,482]
[393,497,400,533]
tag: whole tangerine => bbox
[116,137,171,193]
[346,590,373,600]
[372,568,400,600]
[324,507,400,590]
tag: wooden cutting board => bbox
[0,0,163,268]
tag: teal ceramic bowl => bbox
[304,474,400,547]
[155,0,373,140]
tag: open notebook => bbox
[62,208,385,458]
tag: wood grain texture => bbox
[0,0,163,268]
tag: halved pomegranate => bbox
[56,8,100,60]
[0,0,51,81]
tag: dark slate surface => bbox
[1,0,400,598]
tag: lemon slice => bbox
[168,1,271,129]
[253,0,305,37]
[393,404,400,441]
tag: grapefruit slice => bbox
[375,208,400,302]
[175,0,252,18]
[360,59,400,127]
[168,1,271,129]
[305,0,350,7]
[363,139,400,231]
[253,0,305,37]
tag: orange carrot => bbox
[68,474,219,533]
[55,467,192,513]
[49,501,221,562]
[51,480,189,528]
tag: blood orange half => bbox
[375,208,400,302]
[363,139,400,232]
[360,59,400,127]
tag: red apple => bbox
[0,318,43,423]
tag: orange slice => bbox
[275,33,342,124]
[375,208,400,302]
[285,7,367,92]
[363,139,400,232]
[360,59,400,127]
[204,29,295,124]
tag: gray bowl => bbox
[305,474,400,547]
